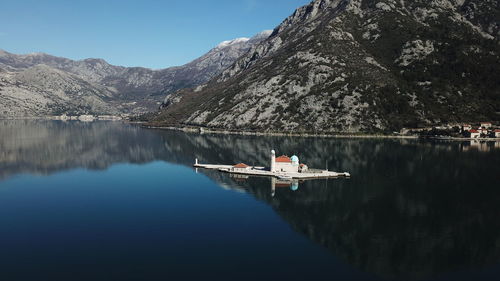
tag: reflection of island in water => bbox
[230,173,301,196]
[1,120,500,280]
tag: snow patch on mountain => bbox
[216,38,250,48]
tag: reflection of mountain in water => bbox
[1,120,500,280]
[183,137,500,280]
[0,120,168,179]
[203,172,500,280]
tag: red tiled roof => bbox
[469,129,479,133]
[494,129,500,132]
[233,163,249,168]
[275,155,292,163]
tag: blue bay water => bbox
[0,120,499,281]
[0,163,371,280]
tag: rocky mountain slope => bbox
[0,64,119,117]
[0,30,271,118]
[152,0,500,133]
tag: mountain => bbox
[0,64,118,117]
[0,30,272,118]
[150,0,500,133]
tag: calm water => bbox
[1,120,499,281]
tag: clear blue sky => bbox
[0,0,311,69]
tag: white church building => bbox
[270,150,308,173]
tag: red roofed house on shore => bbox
[232,163,250,172]
[481,122,492,129]
[462,124,472,132]
[299,163,309,172]
[468,129,481,139]
[494,129,500,138]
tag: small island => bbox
[194,149,350,179]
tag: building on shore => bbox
[481,122,492,129]
[299,164,309,172]
[494,129,500,138]
[270,150,301,173]
[462,124,472,132]
[232,163,250,172]
[78,115,96,122]
[468,129,481,139]
[479,127,489,135]
[97,115,122,121]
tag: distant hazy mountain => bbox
[152,0,499,133]
[0,30,272,118]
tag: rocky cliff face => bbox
[0,31,271,117]
[153,0,499,132]
[0,64,118,117]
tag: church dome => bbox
[291,155,299,164]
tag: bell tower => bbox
[270,150,276,172]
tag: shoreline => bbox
[142,125,500,141]
[142,125,419,139]
[421,136,500,141]
[0,116,124,121]
[2,118,498,141]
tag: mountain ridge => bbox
[151,0,499,132]
[0,30,272,117]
